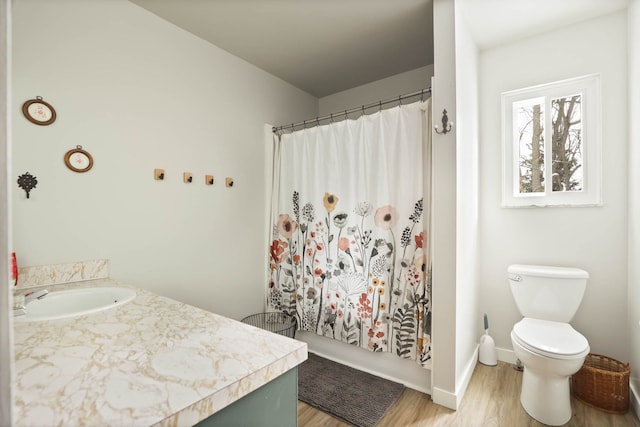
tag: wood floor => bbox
[298,361,639,427]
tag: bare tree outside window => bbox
[551,95,582,192]
[516,99,544,193]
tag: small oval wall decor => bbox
[22,96,57,125]
[64,145,94,173]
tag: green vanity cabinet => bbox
[196,368,298,427]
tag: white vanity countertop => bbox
[12,280,307,427]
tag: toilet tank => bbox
[508,264,589,322]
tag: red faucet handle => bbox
[11,252,18,286]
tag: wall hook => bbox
[435,109,453,135]
[17,172,38,199]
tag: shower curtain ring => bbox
[398,95,402,106]
[379,100,382,111]
[421,89,424,102]
[330,113,334,123]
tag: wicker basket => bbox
[240,312,296,338]
[572,353,630,414]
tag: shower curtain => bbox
[268,99,432,368]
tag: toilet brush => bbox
[478,313,497,366]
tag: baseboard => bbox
[298,331,432,395]
[309,349,431,395]
[495,346,517,365]
[631,380,640,421]
[431,386,457,410]
[456,345,479,407]
[432,345,479,410]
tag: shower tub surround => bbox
[13,261,307,426]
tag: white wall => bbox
[479,11,629,362]
[453,1,480,405]
[318,65,433,115]
[429,0,481,410]
[430,0,459,408]
[11,0,318,320]
[628,0,640,417]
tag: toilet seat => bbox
[512,318,589,360]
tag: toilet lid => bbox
[513,318,589,359]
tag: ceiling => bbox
[458,0,628,50]
[128,0,628,98]
[129,0,434,98]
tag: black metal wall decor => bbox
[435,109,453,135]
[17,172,38,199]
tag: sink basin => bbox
[15,287,136,322]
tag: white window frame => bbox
[501,74,602,207]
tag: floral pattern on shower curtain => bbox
[268,100,432,368]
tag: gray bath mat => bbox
[298,352,405,427]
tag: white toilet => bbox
[508,264,590,426]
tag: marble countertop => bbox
[12,279,307,427]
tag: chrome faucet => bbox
[13,289,49,317]
[24,289,49,304]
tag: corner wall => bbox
[11,0,318,320]
[430,0,458,408]
[453,0,480,407]
[429,0,481,409]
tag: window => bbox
[501,74,601,207]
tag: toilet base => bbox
[520,367,572,426]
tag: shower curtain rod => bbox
[272,86,431,135]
